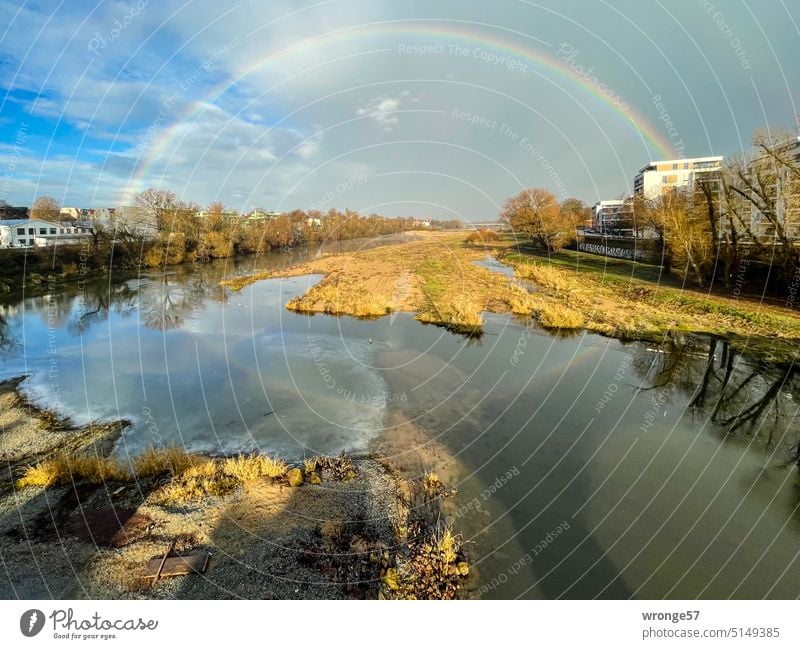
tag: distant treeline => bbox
[0,190,464,291]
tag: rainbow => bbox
[126,19,675,198]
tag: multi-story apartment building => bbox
[591,199,634,235]
[633,156,723,198]
[746,136,800,241]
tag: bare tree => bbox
[500,188,566,251]
[29,196,60,221]
[722,128,800,278]
[641,188,714,286]
[132,188,178,233]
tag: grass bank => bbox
[501,247,800,363]
[222,232,800,363]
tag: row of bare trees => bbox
[123,189,455,267]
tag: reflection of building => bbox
[634,156,723,198]
[591,200,634,235]
[0,219,93,248]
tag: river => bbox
[1,239,799,598]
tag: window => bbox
[662,175,669,183]
[19,239,27,246]
[28,228,34,234]
[683,163,689,169]
[49,228,56,234]
[16,228,24,235]
[672,163,678,170]
[39,228,46,235]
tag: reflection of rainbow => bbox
[126,20,675,196]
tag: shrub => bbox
[464,229,499,245]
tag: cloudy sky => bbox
[0,0,798,220]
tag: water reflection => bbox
[630,333,799,464]
[1,242,799,599]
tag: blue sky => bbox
[0,0,798,220]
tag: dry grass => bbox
[223,454,288,480]
[16,447,291,505]
[286,281,393,317]
[533,303,586,330]
[16,454,129,489]
[133,445,196,478]
[417,294,484,334]
[221,270,274,292]
[156,460,239,504]
[514,261,572,293]
[507,284,536,315]
[434,526,459,565]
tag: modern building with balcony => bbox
[633,156,723,198]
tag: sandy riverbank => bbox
[0,376,475,599]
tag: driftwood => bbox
[146,551,210,581]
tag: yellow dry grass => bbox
[133,445,196,478]
[286,281,394,317]
[16,454,129,489]
[223,454,288,480]
[514,261,571,293]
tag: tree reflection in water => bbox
[630,332,799,466]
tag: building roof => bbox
[0,218,61,227]
[637,155,723,174]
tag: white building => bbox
[60,207,83,219]
[0,219,93,248]
[633,156,723,198]
[591,200,634,234]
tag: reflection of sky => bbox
[2,273,397,458]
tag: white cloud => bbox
[356,91,414,131]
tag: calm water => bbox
[1,241,799,599]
